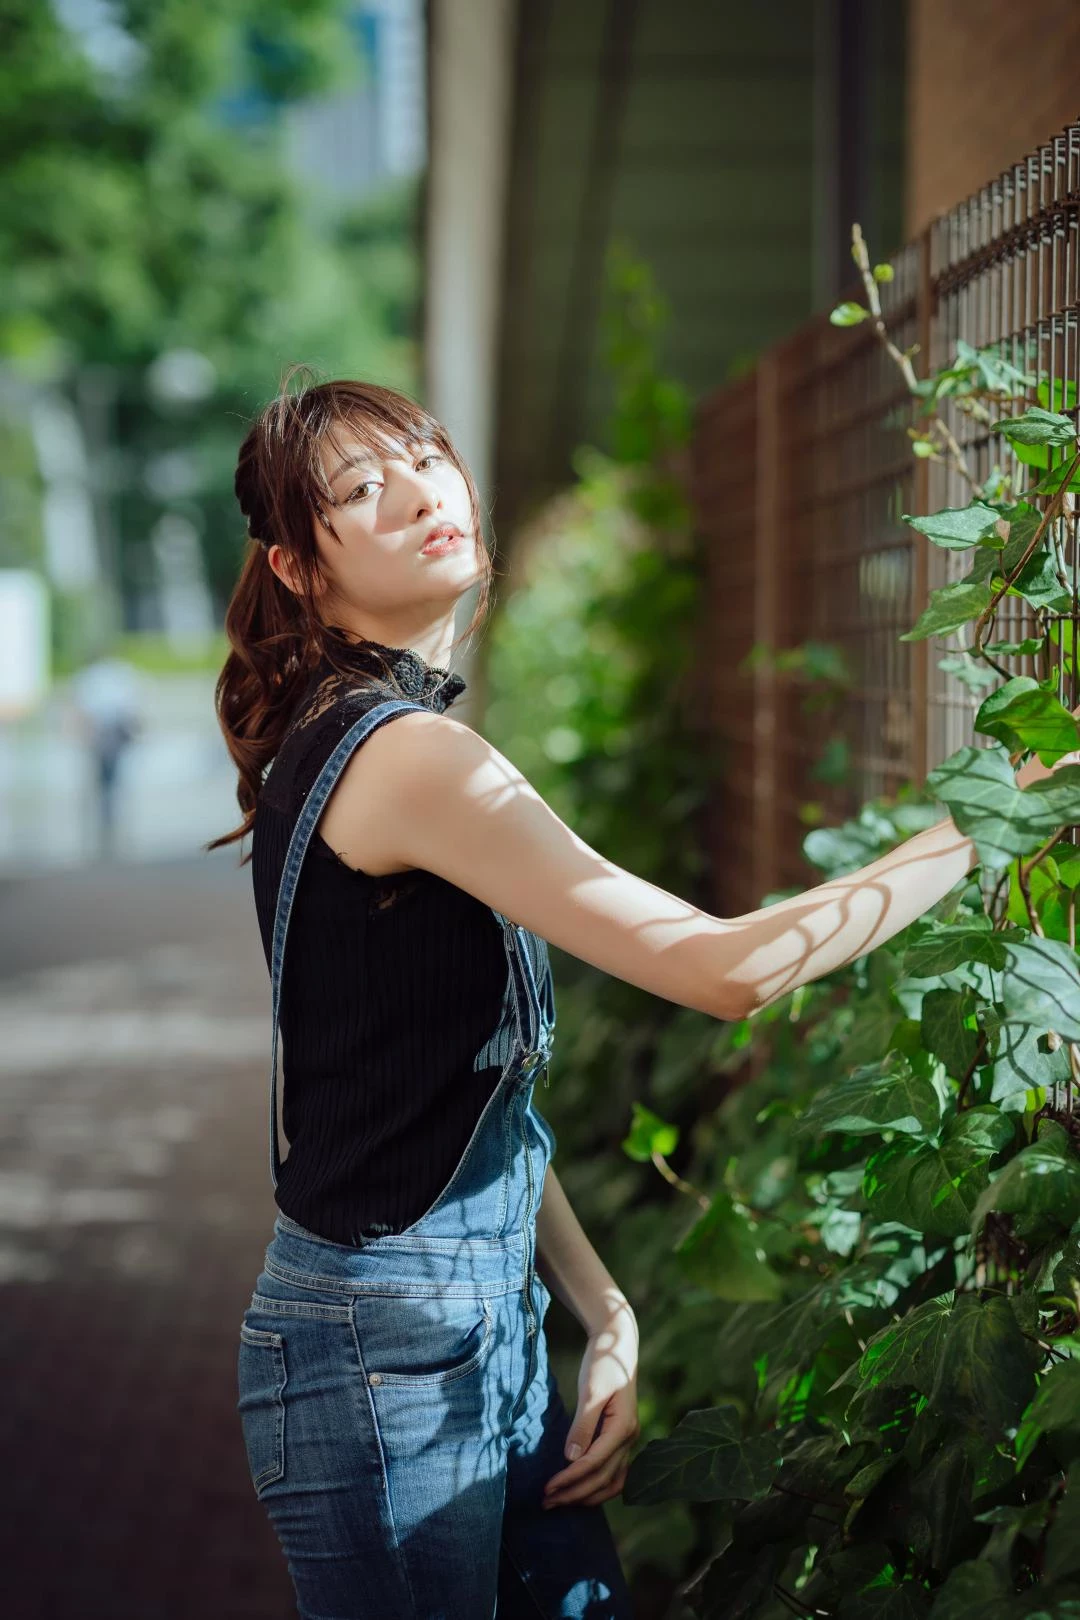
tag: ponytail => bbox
[206,539,316,856]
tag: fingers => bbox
[544,1401,640,1507]
[544,1403,634,1495]
[543,1446,632,1509]
[543,1426,633,1497]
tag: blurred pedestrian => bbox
[69,653,143,858]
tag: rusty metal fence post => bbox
[752,349,782,905]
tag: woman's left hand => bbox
[543,1311,640,1510]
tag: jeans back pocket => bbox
[237,1324,287,1496]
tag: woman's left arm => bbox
[534,1163,640,1509]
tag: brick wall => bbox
[908,0,1080,234]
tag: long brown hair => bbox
[207,365,494,859]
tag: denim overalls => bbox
[237,699,633,1619]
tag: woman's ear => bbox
[266,543,296,595]
[267,543,324,599]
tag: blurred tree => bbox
[0,0,422,655]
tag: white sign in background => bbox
[0,570,50,720]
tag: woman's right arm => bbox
[317,710,997,1022]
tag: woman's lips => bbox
[421,532,464,555]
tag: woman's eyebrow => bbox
[326,441,421,486]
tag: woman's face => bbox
[309,424,482,620]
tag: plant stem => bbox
[972,449,1080,659]
[850,223,979,494]
[651,1151,711,1209]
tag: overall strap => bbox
[491,917,556,1083]
[267,698,430,1189]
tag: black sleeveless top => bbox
[250,634,511,1244]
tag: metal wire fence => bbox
[693,120,1080,918]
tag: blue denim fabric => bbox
[238,699,634,1618]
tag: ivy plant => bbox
[615,227,1080,1620]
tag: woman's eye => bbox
[344,455,440,501]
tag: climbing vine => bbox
[488,232,1080,1618]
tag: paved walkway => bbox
[0,853,298,1619]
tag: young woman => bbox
[212,374,1072,1620]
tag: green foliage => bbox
[832,302,871,327]
[643,295,1080,1613]
[623,1406,784,1506]
[0,0,421,657]
[623,1103,680,1162]
[491,234,1080,1611]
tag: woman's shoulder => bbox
[258,661,401,820]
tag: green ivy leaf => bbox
[831,301,870,327]
[939,654,999,693]
[690,1541,783,1620]
[858,1295,952,1394]
[729,1486,812,1549]
[988,1021,1071,1104]
[1015,1360,1080,1469]
[963,545,1002,585]
[903,503,1004,551]
[920,987,979,1077]
[995,406,1077,447]
[1006,858,1070,939]
[622,1405,782,1505]
[804,819,889,875]
[864,1109,1013,1239]
[1055,845,1080,890]
[982,637,1046,658]
[912,1438,975,1571]
[1026,456,1080,495]
[1008,549,1075,613]
[955,340,1036,398]
[1044,1461,1080,1583]
[673,1193,784,1302]
[929,1558,1013,1620]
[1037,379,1080,414]
[928,1294,1037,1436]
[840,990,904,1068]
[797,1054,940,1140]
[971,1128,1080,1241]
[975,679,1080,763]
[1000,936,1080,1040]
[845,1454,902,1498]
[903,920,1017,976]
[622,1101,679,1162]
[966,1430,1017,1501]
[925,746,1080,871]
[900,581,993,643]
[999,502,1044,566]
[839,1581,931,1619]
[1023,764,1080,830]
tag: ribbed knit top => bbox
[250,632,513,1244]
